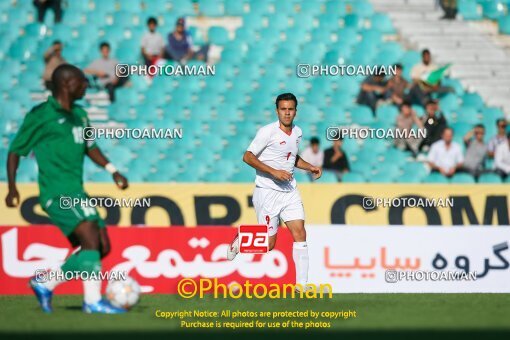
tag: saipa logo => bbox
[238,225,269,254]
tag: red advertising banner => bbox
[0,226,295,295]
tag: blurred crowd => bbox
[42,15,208,102]
[300,48,510,182]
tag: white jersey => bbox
[247,121,303,192]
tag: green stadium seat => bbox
[376,104,399,124]
[352,1,374,17]
[482,1,505,19]
[450,122,473,137]
[498,15,510,34]
[458,0,482,20]
[299,1,322,16]
[478,173,502,183]
[324,0,347,17]
[297,104,321,123]
[203,172,230,182]
[370,172,395,183]
[450,173,476,183]
[267,13,291,31]
[225,0,245,16]
[423,173,449,183]
[441,77,464,95]
[456,107,481,124]
[247,0,271,16]
[208,26,229,45]
[319,170,339,183]
[370,13,395,34]
[242,13,265,31]
[395,173,422,183]
[439,93,460,112]
[231,170,254,183]
[145,170,177,182]
[197,0,224,16]
[350,105,375,125]
[344,13,361,29]
[274,1,296,14]
[93,0,116,15]
[461,93,484,110]
[342,172,366,183]
[402,162,429,179]
[156,157,179,177]
[89,171,114,182]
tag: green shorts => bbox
[43,193,106,236]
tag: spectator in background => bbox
[411,49,437,82]
[427,127,463,178]
[419,99,447,151]
[439,0,457,20]
[43,40,66,91]
[165,17,209,63]
[394,102,423,156]
[356,70,388,114]
[409,49,453,106]
[301,137,324,165]
[323,139,350,181]
[85,42,128,102]
[141,17,165,67]
[300,137,324,181]
[487,118,508,158]
[494,132,510,178]
[33,0,62,23]
[386,64,409,106]
[462,124,487,178]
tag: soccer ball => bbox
[106,276,141,309]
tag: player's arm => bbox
[86,147,129,190]
[243,151,292,181]
[295,155,322,180]
[5,153,21,207]
[5,111,44,207]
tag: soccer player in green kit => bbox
[5,64,129,314]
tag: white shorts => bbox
[252,187,305,236]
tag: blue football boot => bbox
[83,299,126,314]
[29,278,53,313]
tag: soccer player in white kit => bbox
[227,93,322,288]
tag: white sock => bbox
[83,279,102,304]
[293,242,309,286]
[42,269,66,291]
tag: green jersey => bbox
[9,96,97,205]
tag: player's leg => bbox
[281,190,308,287]
[227,188,279,260]
[284,219,308,287]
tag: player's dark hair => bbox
[400,101,411,110]
[422,48,430,56]
[425,99,437,107]
[395,63,403,70]
[51,64,85,95]
[474,124,485,129]
[497,118,507,126]
[53,40,62,45]
[310,137,320,145]
[275,93,298,109]
[147,17,158,26]
[442,126,453,134]
[99,41,110,50]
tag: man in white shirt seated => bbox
[141,17,165,66]
[300,137,324,168]
[299,137,324,181]
[427,127,464,178]
[494,132,510,179]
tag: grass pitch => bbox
[0,294,509,339]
